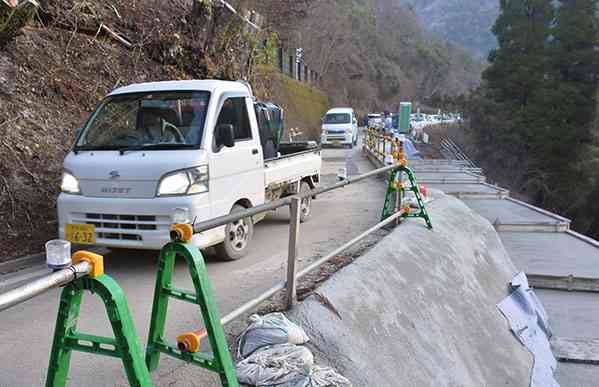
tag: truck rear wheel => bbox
[215,204,253,261]
[299,181,312,223]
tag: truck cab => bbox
[320,107,358,148]
[58,80,321,260]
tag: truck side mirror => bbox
[216,124,235,149]
[75,128,82,137]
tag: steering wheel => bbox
[161,120,186,143]
[113,133,142,145]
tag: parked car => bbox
[320,107,358,148]
[367,113,383,128]
[57,80,322,260]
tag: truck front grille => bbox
[325,134,347,140]
[85,213,159,230]
[97,232,143,241]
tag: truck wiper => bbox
[118,143,195,155]
[73,145,119,154]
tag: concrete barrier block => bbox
[288,190,532,386]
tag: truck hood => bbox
[64,149,208,198]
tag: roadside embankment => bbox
[288,190,532,386]
[254,65,329,141]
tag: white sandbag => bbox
[236,343,314,387]
[238,313,310,358]
[308,366,352,387]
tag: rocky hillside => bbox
[399,0,499,59]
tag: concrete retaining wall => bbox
[288,191,532,386]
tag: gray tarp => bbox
[498,272,559,387]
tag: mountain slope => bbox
[399,0,499,58]
[282,0,484,111]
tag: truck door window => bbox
[216,98,252,141]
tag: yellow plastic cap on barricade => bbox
[170,224,194,242]
[72,251,104,278]
[176,329,207,353]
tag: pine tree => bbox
[474,0,554,184]
[484,0,553,108]
[471,0,599,237]
[532,0,599,213]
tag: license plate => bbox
[331,139,341,143]
[65,224,96,244]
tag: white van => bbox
[320,108,358,148]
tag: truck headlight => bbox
[157,166,209,196]
[61,171,80,194]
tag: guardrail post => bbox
[286,197,301,309]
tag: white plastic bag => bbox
[236,345,352,387]
[308,366,352,387]
[238,313,310,358]
[236,343,314,387]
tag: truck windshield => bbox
[323,113,351,124]
[75,91,210,150]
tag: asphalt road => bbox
[0,141,389,386]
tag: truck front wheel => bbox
[215,204,254,261]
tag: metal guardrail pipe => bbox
[420,171,484,176]
[219,208,406,326]
[193,163,399,233]
[296,208,405,279]
[220,281,285,326]
[0,261,91,312]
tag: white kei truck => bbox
[57,80,322,260]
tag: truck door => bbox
[209,96,264,217]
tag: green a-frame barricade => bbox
[382,164,433,229]
[145,242,239,387]
[45,242,239,387]
[46,273,152,387]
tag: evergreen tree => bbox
[484,0,553,109]
[470,0,599,238]
[532,0,599,213]
[474,0,554,184]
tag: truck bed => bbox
[264,141,321,187]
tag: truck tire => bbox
[299,181,312,223]
[215,204,254,261]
